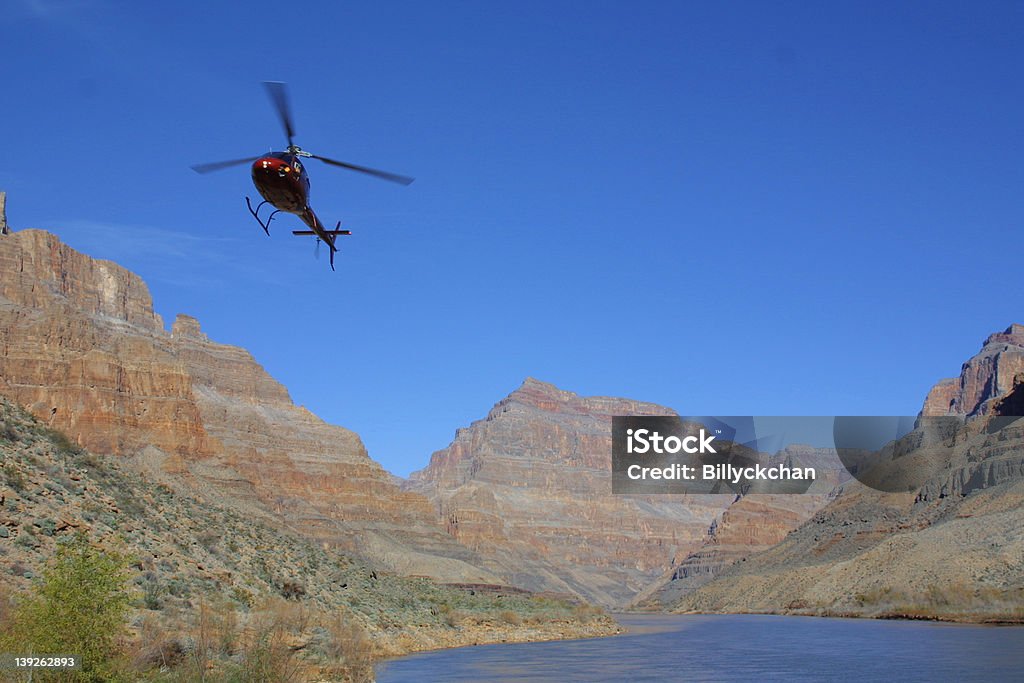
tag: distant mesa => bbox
[407,377,731,606]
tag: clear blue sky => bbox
[2,1,1021,476]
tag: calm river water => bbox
[375,614,1024,682]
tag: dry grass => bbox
[851,582,1024,622]
[498,610,523,625]
[117,595,378,681]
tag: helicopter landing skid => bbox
[245,197,282,236]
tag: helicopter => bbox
[191,81,414,270]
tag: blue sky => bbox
[2,1,1021,476]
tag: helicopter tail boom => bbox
[295,209,348,270]
[291,229,351,236]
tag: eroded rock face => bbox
[922,324,1024,417]
[0,229,494,583]
[673,415,1024,621]
[631,446,845,609]
[646,326,1024,611]
[408,378,729,606]
[0,230,208,457]
[673,329,1024,621]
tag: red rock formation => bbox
[0,229,494,583]
[0,230,209,457]
[409,378,729,605]
[922,324,1024,416]
[632,446,844,609]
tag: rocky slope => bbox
[673,329,1024,622]
[631,444,847,609]
[407,379,730,606]
[0,396,617,678]
[632,491,836,609]
[0,228,492,583]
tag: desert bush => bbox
[73,449,104,471]
[317,611,374,664]
[0,532,132,681]
[0,583,15,627]
[174,598,242,681]
[39,426,81,458]
[498,609,523,625]
[571,602,605,619]
[1,421,19,443]
[140,571,167,610]
[197,530,220,554]
[2,461,27,492]
[234,624,304,683]
[443,608,470,627]
[259,596,311,634]
[15,532,37,549]
[278,579,306,601]
[230,585,255,609]
[129,614,188,672]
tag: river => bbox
[375,614,1024,682]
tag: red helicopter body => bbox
[192,82,413,270]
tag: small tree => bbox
[2,532,132,681]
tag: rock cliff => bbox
[407,378,729,606]
[0,228,494,583]
[921,324,1024,416]
[675,327,1024,622]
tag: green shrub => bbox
[39,426,81,458]
[0,532,132,681]
[2,461,27,492]
[1,422,19,443]
[140,572,166,611]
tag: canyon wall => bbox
[921,324,1024,416]
[408,378,729,605]
[674,327,1024,621]
[0,228,732,605]
[0,229,494,583]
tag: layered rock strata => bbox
[632,446,846,608]
[0,229,495,583]
[408,379,729,606]
[922,324,1024,417]
[676,329,1024,621]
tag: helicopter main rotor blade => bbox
[190,156,260,174]
[311,155,415,186]
[263,81,296,148]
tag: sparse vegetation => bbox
[0,532,132,681]
[2,460,27,492]
[0,397,617,680]
[849,583,1024,622]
